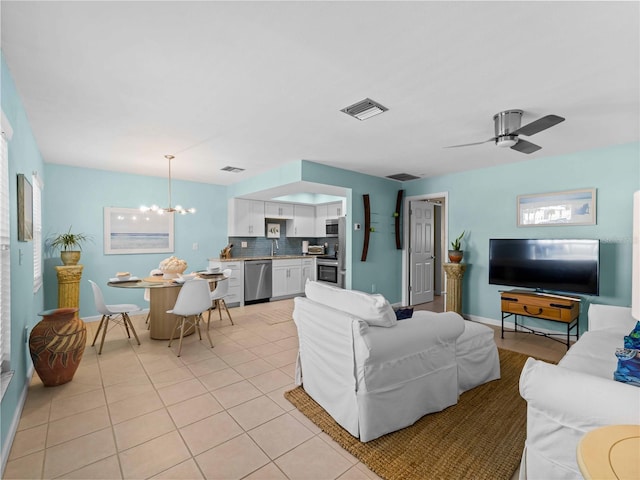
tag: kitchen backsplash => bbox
[227,220,339,258]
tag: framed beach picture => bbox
[17,174,33,241]
[517,188,596,227]
[104,207,174,254]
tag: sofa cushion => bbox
[305,280,397,327]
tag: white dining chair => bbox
[144,268,163,328]
[208,268,234,327]
[167,278,213,357]
[88,280,142,354]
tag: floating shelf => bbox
[362,194,370,261]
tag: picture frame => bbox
[267,223,281,238]
[17,174,33,241]
[517,188,596,227]
[104,207,174,254]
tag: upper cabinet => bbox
[314,201,344,236]
[286,204,315,237]
[265,202,294,219]
[228,198,265,237]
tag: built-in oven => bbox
[325,219,339,237]
[316,256,341,287]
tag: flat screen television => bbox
[489,238,600,295]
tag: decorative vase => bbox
[448,250,464,263]
[29,308,86,386]
[60,251,81,266]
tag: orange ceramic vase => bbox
[29,308,86,386]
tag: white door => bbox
[409,201,435,305]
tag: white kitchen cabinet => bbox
[207,260,244,306]
[265,202,294,219]
[272,259,302,297]
[326,201,343,218]
[301,258,316,285]
[286,204,315,237]
[228,198,264,237]
[314,201,344,236]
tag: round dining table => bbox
[108,273,224,340]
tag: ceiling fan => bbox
[444,110,565,154]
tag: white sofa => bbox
[293,281,500,442]
[519,304,640,479]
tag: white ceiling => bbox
[2,1,639,188]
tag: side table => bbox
[577,424,640,479]
[55,265,83,312]
[443,263,466,315]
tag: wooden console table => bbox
[55,265,83,312]
[443,263,466,315]
[500,289,580,349]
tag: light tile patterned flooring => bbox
[5,296,566,479]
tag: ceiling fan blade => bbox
[511,139,542,154]
[512,115,565,136]
[444,138,495,149]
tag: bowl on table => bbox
[178,272,198,281]
[115,272,131,281]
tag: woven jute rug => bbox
[284,348,530,480]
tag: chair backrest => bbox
[144,269,162,302]
[171,278,212,316]
[89,280,110,315]
[211,269,232,299]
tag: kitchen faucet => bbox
[271,239,279,256]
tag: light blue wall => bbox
[1,54,46,465]
[43,165,228,316]
[300,161,403,300]
[405,142,640,331]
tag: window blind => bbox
[1,131,11,375]
[33,173,43,293]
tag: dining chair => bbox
[208,268,234,327]
[88,280,142,354]
[167,278,213,357]
[144,268,163,328]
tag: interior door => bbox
[409,201,435,305]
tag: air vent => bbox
[386,173,420,181]
[221,166,245,173]
[341,98,388,121]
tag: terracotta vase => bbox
[29,308,86,386]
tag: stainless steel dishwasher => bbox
[244,259,272,304]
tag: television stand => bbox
[500,289,580,349]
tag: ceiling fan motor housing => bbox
[493,110,523,136]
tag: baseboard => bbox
[1,365,33,476]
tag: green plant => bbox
[50,227,91,251]
[450,231,465,251]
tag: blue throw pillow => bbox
[614,321,640,386]
[394,307,414,320]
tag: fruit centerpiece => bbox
[159,256,188,279]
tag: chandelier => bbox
[140,155,196,215]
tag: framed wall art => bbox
[104,207,174,254]
[17,173,33,241]
[517,188,596,227]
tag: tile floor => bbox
[5,296,567,479]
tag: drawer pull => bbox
[550,303,572,309]
[502,297,519,302]
[523,306,543,316]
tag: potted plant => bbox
[50,228,91,265]
[448,231,465,263]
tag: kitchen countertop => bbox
[208,255,320,262]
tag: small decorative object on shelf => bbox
[29,308,86,386]
[448,230,465,263]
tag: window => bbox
[33,173,42,293]
[1,112,13,397]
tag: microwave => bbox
[325,219,339,237]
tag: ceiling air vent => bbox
[386,173,420,181]
[341,98,388,121]
[221,166,245,173]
